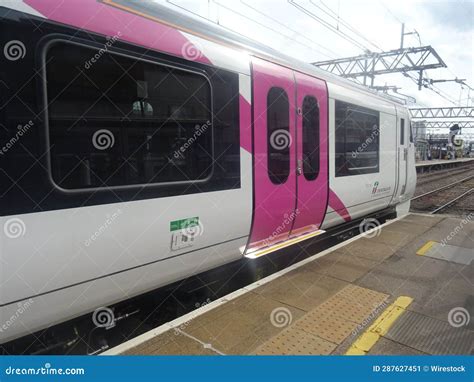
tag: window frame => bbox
[302,95,320,181]
[41,38,214,194]
[335,100,380,177]
[400,118,405,145]
[266,86,291,185]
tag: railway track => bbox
[411,174,474,215]
[415,166,473,187]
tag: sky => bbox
[160,0,473,127]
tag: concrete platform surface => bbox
[416,157,474,167]
[106,213,474,356]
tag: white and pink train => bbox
[0,0,416,344]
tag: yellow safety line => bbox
[346,296,413,355]
[416,241,436,256]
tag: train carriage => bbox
[0,0,416,345]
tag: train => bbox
[0,0,416,346]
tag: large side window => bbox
[267,87,290,184]
[46,43,212,190]
[335,100,379,177]
[302,96,320,180]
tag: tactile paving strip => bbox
[255,284,389,354]
[385,310,474,355]
[255,327,336,355]
[317,286,389,324]
[295,308,358,344]
[336,284,388,305]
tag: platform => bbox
[105,213,474,356]
[416,157,474,173]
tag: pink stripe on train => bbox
[25,0,212,65]
[328,189,351,222]
[239,95,252,154]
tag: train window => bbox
[335,100,379,177]
[400,118,405,145]
[409,121,414,143]
[267,87,290,184]
[302,96,320,180]
[45,43,212,190]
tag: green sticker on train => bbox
[170,217,199,232]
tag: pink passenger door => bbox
[246,57,296,255]
[290,71,329,237]
[245,57,328,257]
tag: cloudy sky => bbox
[162,0,473,112]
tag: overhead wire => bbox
[239,0,339,58]
[167,0,469,107]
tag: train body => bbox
[0,0,416,344]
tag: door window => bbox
[267,87,290,184]
[302,96,320,180]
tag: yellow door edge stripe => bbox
[416,241,436,256]
[345,296,413,355]
[245,230,325,259]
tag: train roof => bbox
[124,0,405,107]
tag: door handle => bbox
[297,159,303,175]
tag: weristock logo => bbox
[270,129,292,150]
[92,307,115,329]
[358,218,381,239]
[270,307,293,328]
[3,218,26,239]
[84,31,122,69]
[181,41,203,61]
[92,129,115,150]
[3,40,26,61]
[447,307,470,328]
